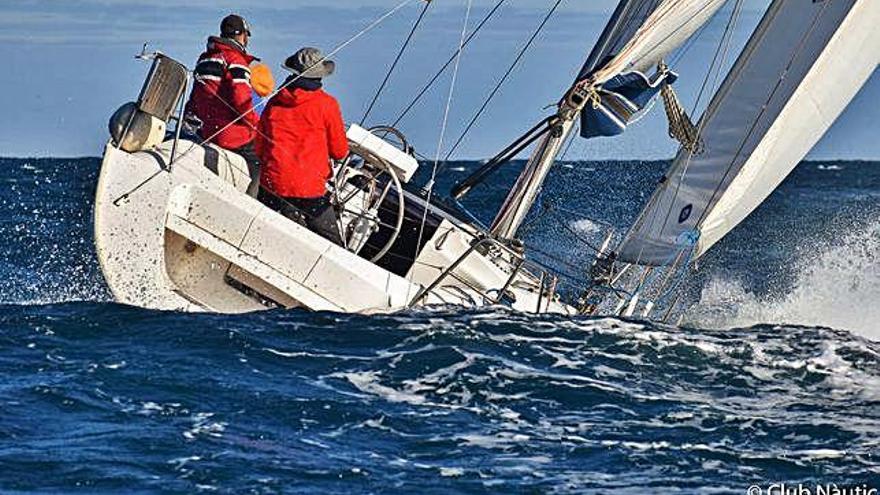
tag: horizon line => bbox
[3,155,879,163]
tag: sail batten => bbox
[618,0,880,266]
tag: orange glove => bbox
[250,63,275,97]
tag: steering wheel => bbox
[332,127,408,263]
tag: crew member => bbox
[256,47,349,242]
[184,14,262,194]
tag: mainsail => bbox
[489,0,727,240]
[618,0,880,266]
[580,0,728,84]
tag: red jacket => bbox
[257,87,349,198]
[185,36,258,150]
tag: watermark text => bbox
[747,484,877,495]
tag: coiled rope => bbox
[660,63,704,155]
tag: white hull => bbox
[94,140,574,315]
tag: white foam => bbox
[168,455,202,470]
[183,412,227,440]
[338,371,427,405]
[792,449,847,460]
[570,218,603,235]
[689,221,880,340]
[457,432,531,449]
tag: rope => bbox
[443,0,563,161]
[585,86,603,109]
[361,0,433,125]
[660,70,704,154]
[391,0,507,128]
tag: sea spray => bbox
[687,220,880,339]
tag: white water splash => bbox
[688,222,880,340]
[570,218,603,235]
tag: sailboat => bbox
[93,0,879,316]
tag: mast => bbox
[490,0,728,240]
[489,0,640,240]
[489,114,575,239]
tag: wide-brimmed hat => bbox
[283,47,335,79]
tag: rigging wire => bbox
[450,116,557,200]
[517,119,579,238]
[669,18,709,68]
[442,0,564,162]
[391,0,507,128]
[408,0,473,295]
[519,129,607,260]
[361,0,433,125]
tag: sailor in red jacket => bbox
[256,47,349,242]
[184,14,261,193]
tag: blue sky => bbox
[1,0,877,159]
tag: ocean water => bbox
[1,157,879,493]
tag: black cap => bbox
[221,14,251,37]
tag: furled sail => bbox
[490,0,727,239]
[578,0,727,80]
[617,0,880,266]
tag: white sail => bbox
[618,0,880,266]
[490,0,727,239]
[577,0,666,78]
[588,0,728,83]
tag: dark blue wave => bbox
[1,157,879,492]
[1,302,879,492]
